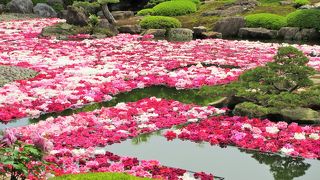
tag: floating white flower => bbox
[241,123,252,130]
[266,126,279,134]
[280,147,294,155]
[309,133,320,140]
[188,118,198,123]
[294,133,306,140]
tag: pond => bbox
[0,86,220,130]
[105,131,320,180]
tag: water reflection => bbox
[242,149,311,180]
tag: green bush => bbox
[293,0,310,7]
[32,0,47,4]
[137,8,154,16]
[287,10,320,29]
[51,3,64,13]
[73,1,100,14]
[245,13,287,30]
[152,0,197,16]
[139,16,182,29]
[0,0,10,5]
[173,0,201,6]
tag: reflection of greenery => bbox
[27,85,221,124]
[132,131,162,145]
[242,149,310,180]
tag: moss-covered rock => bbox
[0,65,37,87]
[39,22,117,39]
[279,108,320,123]
[233,102,272,118]
[168,28,193,42]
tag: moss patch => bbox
[0,65,37,87]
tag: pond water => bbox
[105,132,320,180]
[0,86,220,130]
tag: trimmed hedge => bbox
[137,8,154,16]
[287,10,320,29]
[245,13,287,30]
[152,0,197,16]
[139,16,182,29]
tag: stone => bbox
[6,0,33,14]
[118,25,142,34]
[234,0,259,7]
[214,17,245,37]
[47,0,63,6]
[202,31,223,39]
[111,11,134,20]
[299,5,314,9]
[57,10,67,19]
[278,27,300,40]
[33,3,57,18]
[168,28,194,42]
[0,65,37,87]
[141,29,167,39]
[202,6,247,16]
[109,0,149,11]
[279,1,292,5]
[280,108,320,123]
[193,26,207,39]
[298,28,320,40]
[66,6,88,26]
[97,19,119,35]
[97,11,104,18]
[238,28,276,39]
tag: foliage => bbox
[64,0,82,6]
[139,16,182,29]
[293,0,310,7]
[200,46,316,109]
[0,139,48,180]
[0,0,10,5]
[73,1,100,14]
[88,14,101,27]
[51,3,64,13]
[145,0,200,8]
[233,102,272,118]
[152,0,197,16]
[32,0,47,5]
[97,0,120,4]
[287,10,320,29]
[137,8,154,16]
[51,172,152,180]
[245,13,287,30]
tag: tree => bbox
[97,0,119,24]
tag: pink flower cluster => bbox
[6,98,222,179]
[164,116,320,159]
[1,19,320,122]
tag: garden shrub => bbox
[73,1,100,14]
[139,16,182,29]
[0,0,10,5]
[152,0,197,16]
[287,10,320,29]
[51,3,64,13]
[32,0,47,5]
[137,8,154,16]
[293,0,310,8]
[245,13,287,30]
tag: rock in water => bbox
[214,17,245,37]
[6,0,33,13]
[168,28,194,42]
[33,3,57,18]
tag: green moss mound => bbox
[287,10,320,29]
[51,172,151,180]
[139,16,182,29]
[293,0,310,7]
[152,0,197,16]
[245,13,287,30]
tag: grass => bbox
[245,4,295,16]
[51,172,153,180]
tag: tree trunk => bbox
[101,4,116,24]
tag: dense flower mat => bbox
[5,98,224,179]
[164,116,320,159]
[1,19,320,122]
